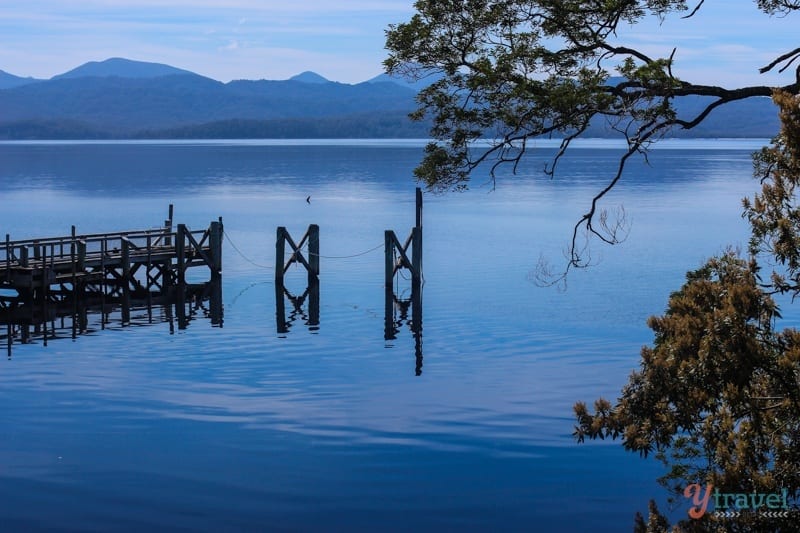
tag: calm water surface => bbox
[0,139,787,531]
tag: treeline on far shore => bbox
[0,113,433,140]
[0,108,779,141]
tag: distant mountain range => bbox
[0,69,43,89]
[0,57,781,140]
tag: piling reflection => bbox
[275,279,320,335]
[384,281,423,376]
[1,278,223,357]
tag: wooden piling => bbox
[77,240,86,271]
[209,220,222,276]
[385,230,394,289]
[308,224,319,284]
[176,224,186,283]
[276,227,286,285]
[4,233,9,281]
[411,226,422,284]
[121,237,131,325]
[415,187,423,230]
[71,225,77,340]
[100,238,107,328]
[165,204,174,246]
[146,234,153,320]
[414,189,423,281]
[41,245,48,346]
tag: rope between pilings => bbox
[223,231,273,270]
[224,230,386,268]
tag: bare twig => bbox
[760,47,800,74]
[682,0,706,19]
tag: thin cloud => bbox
[219,40,240,52]
[0,1,793,87]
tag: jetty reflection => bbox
[275,279,320,335]
[1,278,223,356]
[385,283,423,376]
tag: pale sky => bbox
[0,1,796,87]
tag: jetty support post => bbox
[275,227,286,286]
[308,224,319,285]
[384,230,395,340]
[209,218,223,278]
[71,225,77,339]
[306,224,320,329]
[413,187,423,284]
[209,218,223,327]
[275,226,287,333]
[411,187,422,282]
[384,230,395,291]
[5,231,10,354]
[165,204,174,246]
[176,224,186,284]
[121,237,131,325]
[412,188,424,373]
[41,245,48,347]
[4,233,9,281]
[415,187,422,230]
[174,224,187,328]
[19,246,28,268]
[411,226,422,286]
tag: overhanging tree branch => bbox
[385,0,800,281]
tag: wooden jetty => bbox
[1,209,222,354]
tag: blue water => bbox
[0,139,784,531]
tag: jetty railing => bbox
[2,223,221,290]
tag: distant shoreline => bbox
[0,138,771,150]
